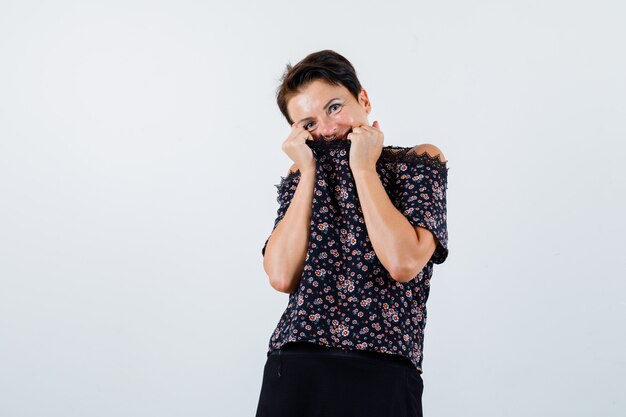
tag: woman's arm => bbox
[352,144,447,282]
[263,163,316,293]
[352,169,427,282]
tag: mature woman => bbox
[255,49,449,417]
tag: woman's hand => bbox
[281,123,316,174]
[348,120,384,174]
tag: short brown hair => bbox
[276,49,363,125]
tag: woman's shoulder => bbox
[406,143,447,164]
[286,144,446,175]
[381,143,447,167]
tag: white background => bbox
[1,1,624,416]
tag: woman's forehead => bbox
[288,81,350,118]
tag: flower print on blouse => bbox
[261,138,449,373]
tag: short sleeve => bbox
[261,170,301,257]
[395,155,449,264]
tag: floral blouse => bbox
[261,138,449,373]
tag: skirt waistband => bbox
[270,342,416,370]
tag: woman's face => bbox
[286,79,371,140]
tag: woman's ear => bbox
[359,88,372,114]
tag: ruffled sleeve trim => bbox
[379,146,448,176]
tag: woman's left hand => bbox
[348,120,384,173]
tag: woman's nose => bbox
[319,121,337,138]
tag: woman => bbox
[256,50,449,417]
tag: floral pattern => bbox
[261,138,449,373]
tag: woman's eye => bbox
[330,103,341,112]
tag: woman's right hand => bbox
[281,123,316,173]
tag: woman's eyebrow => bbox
[297,97,341,124]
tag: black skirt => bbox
[255,342,424,417]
